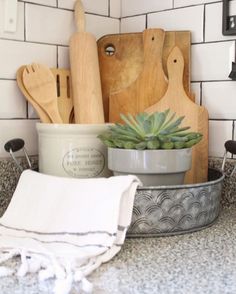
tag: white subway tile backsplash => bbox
[0,120,39,158]
[58,46,70,69]
[26,4,119,45]
[0,0,24,41]
[191,41,234,81]
[26,4,74,46]
[209,120,233,158]
[202,81,236,119]
[28,104,38,119]
[58,0,109,15]
[0,40,57,79]
[86,15,120,39]
[121,15,146,33]
[122,0,172,17]
[110,0,121,18]
[21,0,56,6]
[148,5,204,43]
[205,2,236,42]
[174,0,216,8]
[0,80,26,119]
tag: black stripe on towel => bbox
[0,233,110,250]
[0,223,116,237]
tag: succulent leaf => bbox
[98,110,203,150]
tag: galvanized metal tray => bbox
[127,168,224,237]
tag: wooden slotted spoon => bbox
[22,63,63,124]
[51,68,74,124]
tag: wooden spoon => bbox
[51,68,74,124]
[16,66,51,123]
[22,63,63,124]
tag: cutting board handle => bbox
[167,46,185,90]
[74,0,85,32]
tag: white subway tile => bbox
[0,120,39,158]
[174,0,216,8]
[148,5,204,43]
[26,4,74,45]
[110,0,121,18]
[191,41,234,81]
[58,0,109,15]
[122,0,172,17]
[0,0,24,41]
[190,82,201,105]
[28,104,39,119]
[0,80,26,118]
[209,120,233,157]
[58,46,70,69]
[21,0,56,6]
[202,81,236,119]
[205,2,236,42]
[26,4,119,45]
[121,15,146,33]
[86,15,120,39]
[0,40,57,79]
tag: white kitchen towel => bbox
[0,170,141,294]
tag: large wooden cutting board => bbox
[146,46,208,184]
[109,29,168,123]
[97,30,192,122]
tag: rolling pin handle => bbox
[74,0,86,32]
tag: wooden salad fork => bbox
[22,63,63,124]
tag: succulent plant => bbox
[98,109,203,150]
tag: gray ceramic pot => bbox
[108,147,192,186]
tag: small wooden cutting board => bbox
[145,46,208,184]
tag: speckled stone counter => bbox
[1,205,236,294]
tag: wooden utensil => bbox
[145,46,208,184]
[97,30,192,122]
[16,66,51,123]
[109,29,168,123]
[51,68,73,124]
[22,63,63,124]
[69,0,105,124]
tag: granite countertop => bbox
[0,205,236,294]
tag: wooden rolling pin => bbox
[69,0,105,124]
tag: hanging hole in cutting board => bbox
[104,44,115,56]
[56,74,60,97]
[66,75,70,98]
[174,59,177,63]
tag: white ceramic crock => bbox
[36,123,112,178]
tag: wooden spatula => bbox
[51,68,73,124]
[145,46,208,184]
[69,0,105,124]
[109,29,168,123]
[16,66,51,123]
[22,63,63,124]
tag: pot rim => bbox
[137,168,224,190]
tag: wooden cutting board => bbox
[97,30,192,122]
[109,29,168,123]
[145,46,208,184]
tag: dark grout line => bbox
[200,82,203,105]
[23,2,26,41]
[209,118,236,121]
